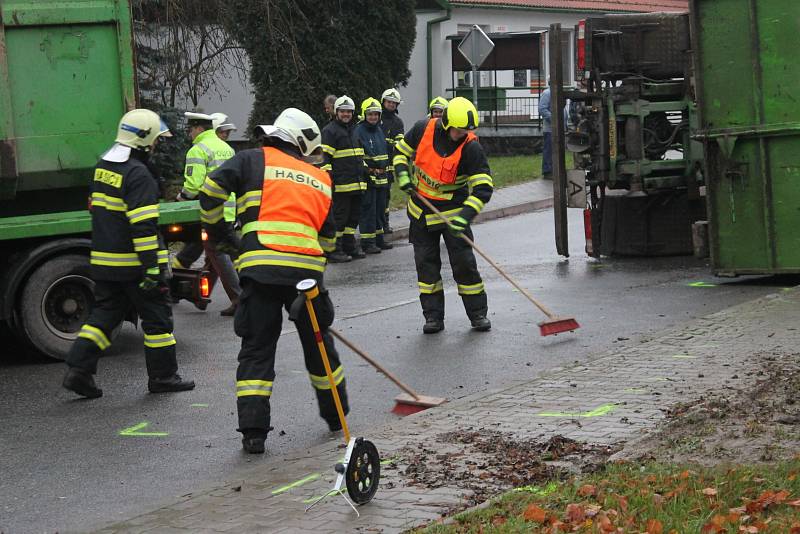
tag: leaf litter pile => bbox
[399,430,620,512]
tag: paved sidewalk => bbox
[94,287,800,533]
[386,179,554,242]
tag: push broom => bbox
[413,192,580,337]
[329,327,446,416]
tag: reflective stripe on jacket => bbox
[183,129,237,221]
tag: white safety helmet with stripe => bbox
[381,88,402,104]
[254,108,321,157]
[104,108,172,162]
[334,95,355,112]
[210,112,237,133]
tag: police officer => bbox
[393,97,493,334]
[428,96,448,119]
[199,108,349,454]
[321,95,366,262]
[174,112,241,316]
[62,109,195,398]
[380,88,405,234]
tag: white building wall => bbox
[404,11,441,128]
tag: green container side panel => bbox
[697,0,800,274]
[0,202,201,241]
[5,24,124,180]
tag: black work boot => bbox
[241,428,270,454]
[423,318,445,334]
[362,241,381,254]
[327,239,352,263]
[377,235,393,250]
[470,316,492,332]
[62,367,103,399]
[348,247,366,260]
[148,374,196,393]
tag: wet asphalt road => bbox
[0,208,792,533]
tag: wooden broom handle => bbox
[329,327,422,401]
[413,192,556,319]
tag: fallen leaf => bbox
[789,522,800,534]
[739,527,759,533]
[653,493,665,507]
[788,499,800,507]
[617,495,629,513]
[523,504,547,523]
[702,487,719,497]
[585,504,602,517]
[565,503,585,523]
[491,516,506,527]
[646,518,663,534]
[578,484,597,497]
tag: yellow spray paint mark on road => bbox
[688,281,717,287]
[271,473,320,495]
[647,377,669,382]
[672,354,697,359]
[118,422,169,437]
[537,403,617,418]
[623,388,648,393]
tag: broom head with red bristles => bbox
[538,316,580,337]
[391,393,447,416]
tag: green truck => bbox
[0,0,206,360]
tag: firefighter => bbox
[199,108,348,454]
[393,97,493,334]
[321,95,366,262]
[174,112,241,316]
[428,96,448,119]
[380,88,405,235]
[211,112,237,141]
[61,109,195,398]
[355,97,392,253]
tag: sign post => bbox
[458,25,494,108]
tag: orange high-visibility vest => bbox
[251,147,333,256]
[413,118,476,200]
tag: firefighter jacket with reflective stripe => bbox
[183,129,237,221]
[199,145,338,286]
[320,119,366,194]
[89,154,169,281]
[355,121,390,188]
[380,108,404,174]
[393,118,493,229]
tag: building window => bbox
[513,69,527,88]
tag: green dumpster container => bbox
[691,0,800,275]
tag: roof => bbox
[445,0,688,12]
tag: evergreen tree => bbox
[226,0,416,131]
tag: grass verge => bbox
[416,459,800,533]
[388,154,542,210]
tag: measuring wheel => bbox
[345,438,380,504]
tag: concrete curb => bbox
[385,197,554,243]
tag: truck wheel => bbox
[19,254,96,360]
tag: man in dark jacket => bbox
[321,95,366,262]
[380,88,405,234]
[356,97,392,253]
[62,109,195,398]
[199,108,347,454]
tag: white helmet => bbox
[114,109,172,151]
[254,108,321,157]
[334,95,355,112]
[381,88,402,104]
[210,112,228,130]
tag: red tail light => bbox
[583,208,594,256]
[577,20,586,72]
[200,276,210,298]
[201,228,208,241]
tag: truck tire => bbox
[19,254,97,360]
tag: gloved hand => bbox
[448,215,469,237]
[139,267,162,293]
[397,171,413,194]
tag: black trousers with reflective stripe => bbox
[332,192,362,253]
[66,281,177,377]
[234,279,349,434]
[409,220,488,321]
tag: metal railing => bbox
[446,90,543,131]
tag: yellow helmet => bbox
[360,97,382,118]
[441,97,478,130]
[428,96,448,113]
[114,109,172,150]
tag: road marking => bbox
[271,473,320,495]
[537,403,616,418]
[672,354,697,359]
[118,422,169,437]
[688,281,717,287]
[191,403,209,407]
[623,387,647,393]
